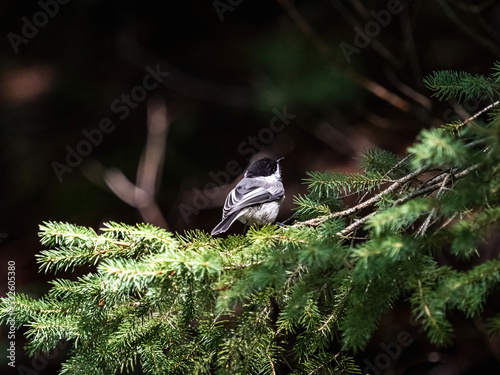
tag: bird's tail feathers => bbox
[211,212,241,235]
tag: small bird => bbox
[211,157,285,235]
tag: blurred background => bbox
[1,0,500,373]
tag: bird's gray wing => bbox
[211,179,284,235]
[223,179,284,217]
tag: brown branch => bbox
[337,211,377,238]
[104,98,170,229]
[338,163,481,237]
[417,279,437,327]
[316,283,352,332]
[455,100,500,129]
[138,97,167,198]
[296,165,430,228]
[416,173,451,236]
[296,160,481,239]
[222,261,264,270]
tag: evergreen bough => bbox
[4,64,500,374]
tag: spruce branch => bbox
[416,173,451,236]
[37,221,178,273]
[316,282,352,333]
[424,70,497,101]
[305,171,394,198]
[296,165,430,228]
[7,63,500,374]
[414,279,453,346]
[298,160,482,239]
[450,100,500,132]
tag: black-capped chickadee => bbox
[211,157,285,235]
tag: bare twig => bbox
[417,279,437,326]
[138,98,167,197]
[296,165,430,228]
[337,211,377,237]
[386,155,412,177]
[435,212,458,233]
[457,100,500,128]
[104,98,169,229]
[384,67,432,109]
[416,174,451,236]
[392,163,479,207]
[415,209,436,237]
[296,162,481,239]
[266,345,277,375]
[222,261,264,270]
[316,284,352,333]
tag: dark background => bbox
[1,0,500,373]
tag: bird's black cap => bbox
[245,157,283,178]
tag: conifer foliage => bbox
[4,64,500,374]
